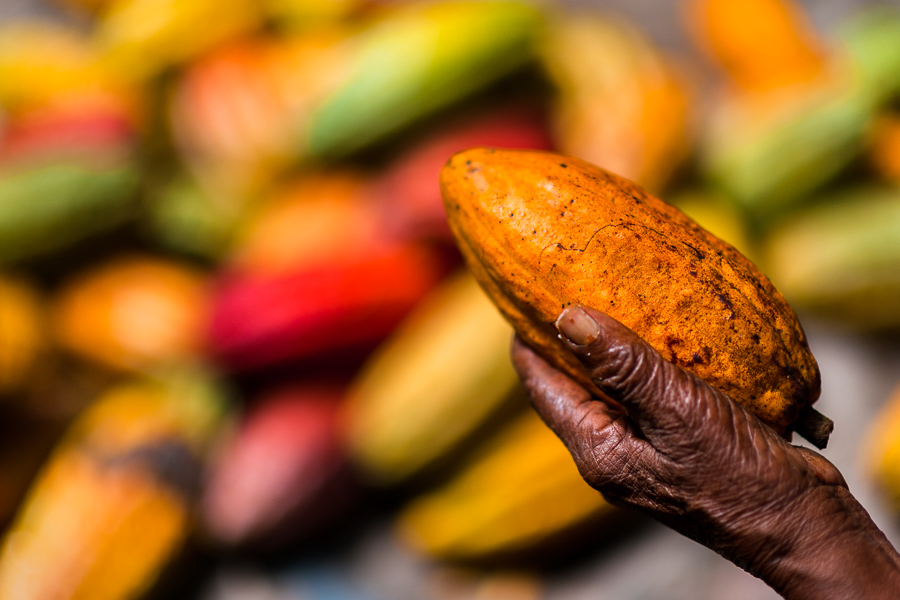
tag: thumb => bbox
[555,305,731,438]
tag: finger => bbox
[793,446,847,488]
[511,336,620,445]
[512,336,657,496]
[555,305,726,436]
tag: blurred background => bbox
[1,0,900,598]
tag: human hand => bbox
[511,305,900,600]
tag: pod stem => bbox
[792,405,834,449]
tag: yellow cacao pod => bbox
[866,383,900,510]
[344,271,519,484]
[398,410,611,560]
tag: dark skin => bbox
[512,304,900,599]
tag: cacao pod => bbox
[763,186,900,331]
[441,148,822,438]
[0,368,231,600]
[344,271,520,484]
[865,382,900,511]
[52,256,210,373]
[0,102,139,264]
[398,410,611,560]
[95,0,262,83]
[869,113,900,184]
[684,0,827,95]
[540,14,691,192]
[0,276,46,395]
[372,106,552,243]
[304,0,542,158]
[202,384,354,548]
[208,244,447,371]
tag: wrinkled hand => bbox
[512,305,900,600]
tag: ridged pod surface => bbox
[344,271,519,484]
[442,148,820,430]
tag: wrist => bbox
[748,486,900,600]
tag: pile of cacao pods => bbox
[1,0,900,597]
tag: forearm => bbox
[749,488,900,599]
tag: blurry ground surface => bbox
[4,0,900,599]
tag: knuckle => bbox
[578,423,632,487]
[793,447,847,488]
[590,340,661,401]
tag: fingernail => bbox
[556,305,600,346]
